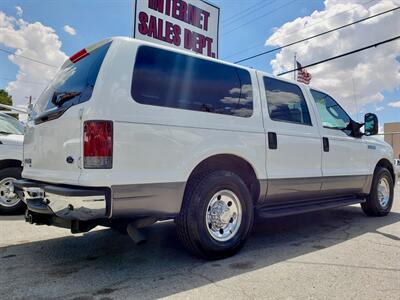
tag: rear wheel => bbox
[0,167,25,214]
[361,167,394,217]
[176,171,254,260]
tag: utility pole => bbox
[351,77,359,122]
[25,96,32,106]
[293,52,297,81]
[25,95,34,112]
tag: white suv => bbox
[0,112,24,213]
[15,38,396,259]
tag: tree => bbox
[0,89,18,119]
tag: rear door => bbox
[258,74,323,204]
[23,41,111,185]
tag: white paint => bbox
[22,37,394,190]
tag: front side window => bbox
[264,77,312,126]
[310,90,351,132]
[131,46,253,118]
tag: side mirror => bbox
[364,113,378,136]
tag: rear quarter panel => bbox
[78,38,266,186]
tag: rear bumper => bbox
[14,179,110,221]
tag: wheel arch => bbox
[184,154,261,205]
[374,158,395,183]
[0,159,22,171]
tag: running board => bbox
[256,196,366,219]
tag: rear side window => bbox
[131,46,253,118]
[264,77,312,126]
[34,42,111,115]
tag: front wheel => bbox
[176,171,254,260]
[361,167,394,217]
[0,167,25,214]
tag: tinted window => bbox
[264,77,311,126]
[34,42,111,115]
[132,46,253,117]
[310,90,351,132]
[0,114,24,135]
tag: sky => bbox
[0,0,399,128]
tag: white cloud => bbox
[375,105,384,112]
[388,101,400,108]
[63,24,76,36]
[0,11,67,108]
[266,0,400,115]
[15,6,23,17]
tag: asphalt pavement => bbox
[1,188,399,300]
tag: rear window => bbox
[33,42,111,115]
[131,46,253,118]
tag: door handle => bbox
[323,137,329,152]
[268,132,277,150]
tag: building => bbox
[384,122,400,160]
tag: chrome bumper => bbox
[14,180,108,221]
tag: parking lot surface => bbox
[1,188,399,300]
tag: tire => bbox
[361,167,394,217]
[176,171,254,260]
[0,167,25,214]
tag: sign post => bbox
[133,0,220,58]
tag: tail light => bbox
[70,48,89,63]
[83,121,113,169]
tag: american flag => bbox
[296,61,312,85]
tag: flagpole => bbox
[293,52,297,81]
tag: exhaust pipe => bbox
[126,217,157,245]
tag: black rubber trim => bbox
[13,179,43,189]
[14,179,106,196]
[44,185,105,197]
[257,196,365,218]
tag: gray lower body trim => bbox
[261,175,372,206]
[258,179,268,203]
[111,182,185,218]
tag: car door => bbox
[259,74,323,204]
[309,89,369,196]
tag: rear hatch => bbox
[23,40,111,185]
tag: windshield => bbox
[0,113,24,135]
[33,42,111,116]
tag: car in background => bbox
[0,112,24,213]
[395,159,400,183]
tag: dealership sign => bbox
[133,0,220,58]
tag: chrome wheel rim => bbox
[377,177,390,208]
[0,177,20,208]
[206,190,242,242]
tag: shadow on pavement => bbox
[1,206,399,299]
